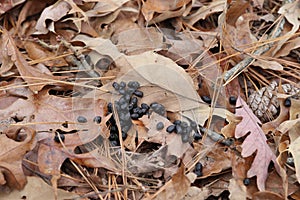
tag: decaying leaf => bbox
[154,162,191,200]
[288,136,300,184]
[0,127,36,190]
[0,176,79,200]
[235,96,279,191]
[1,29,60,93]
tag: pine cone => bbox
[248,81,300,122]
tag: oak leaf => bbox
[0,127,36,190]
[235,96,279,191]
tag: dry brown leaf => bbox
[37,130,118,176]
[200,147,232,178]
[235,96,279,191]
[221,112,242,138]
[112,27,165,55]
[0,0,25,15]
[23,41,67,67]
[184,0,225,26]
[0,89,106,133]
[228,178,247,200]
[160,32,204,65]
[252,191,284,200]
[288,136,300,184]
[1,29,60,93]
[222,12,258,62]
[272,1,300,56]
[141,0,191,22]
[0,127,36,190]
[35,1,71,34]
[252,59,283,71]
[0,176,80,200]
[154,162,191,200]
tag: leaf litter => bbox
[0,0,300,199]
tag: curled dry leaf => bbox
[288,136,300,184]
[1,29,60,93]
[0,127,36,190]
[235,96,279,191]
[153,162,191,200]
[35,1,71,34]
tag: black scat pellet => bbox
[190,121,197,130]
[181,133,189,143]
[62,121,68,128]
[124,94,131,101]
[110,125,118,133]
[194,162,203,177]
[122,124,132,133]
[110,140,119,147]
[166,124,176,133]
[122,131,127,140]
[128,104,134,111]
[120,102,128,110]
[284,97,291,107]
[107,102,113,113]
[119,96,127,104]
[141,108,148,115]
[130,97,138,105]
[243,178,250,186]
[137,108,144,116]
[93,116,102,124]
[198,82,202,89]
[193,132,202,141]
[173,120,181,125]
[112,82,120,90]
[127,81,140,89]
[156,122,164,130]
[132,107,141,114]
[118,89,126,95]
[133,90,144,98]
[201,95,211,104]
[141,103,150,110]
[181,122,188,128]
[229,96,237,105]
[77,116,87,123]
[175,125,183,134]
[126,87,136,95]
[54,133,65,143]
[131,113,140,120]
[119,81,126,89]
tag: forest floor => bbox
[0,0,300,199]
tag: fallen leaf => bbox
[0,176,80,200]
[23,41,67,67]
[288,136,300,184]
[1,29,60,93]
[0,127,36,190]
[235,96,279,191]
[252,191,284,200]
[35,1,71,34]
[154,162,191,200]
[228,178,247,200]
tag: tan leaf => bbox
[23,41,67,67]
[288,136,300,184]
[154,163,191,200]
[1,29,60,93]
[0,176,79,200]
[228,178,247,200]
[0,127,36,190]
[235,96,279,191]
